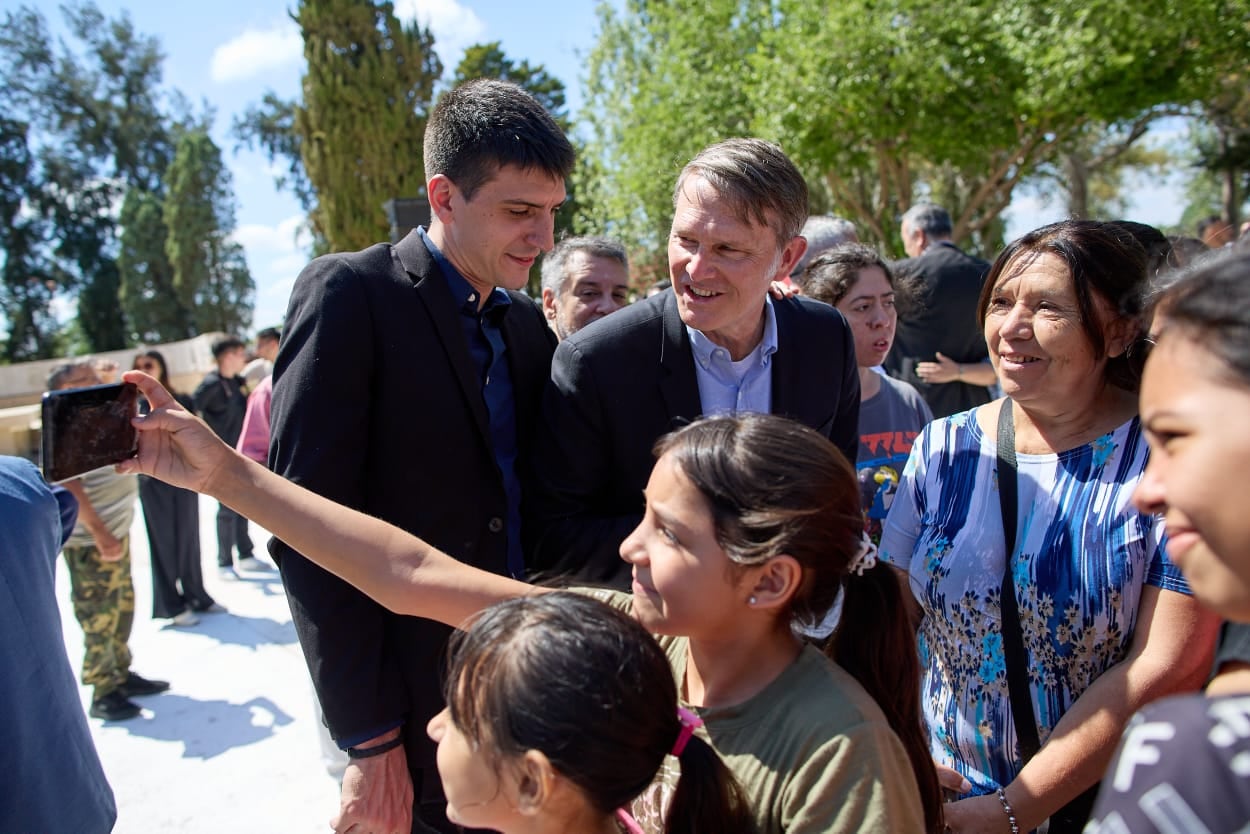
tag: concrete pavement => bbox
[55,492,345,833]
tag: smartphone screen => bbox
[41,382,140,483]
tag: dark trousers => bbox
[140,476,213,617]
[216,501,254,567]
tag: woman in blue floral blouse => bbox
[880,220,1221,834]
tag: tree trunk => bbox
[1063,152,1090,220]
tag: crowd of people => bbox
[9,75,1250,834]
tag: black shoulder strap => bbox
[997,399,1042,761]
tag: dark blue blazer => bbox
[528,289,860,585]
[268,229,556,770]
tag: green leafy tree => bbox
[581,0,760,254]
[0,117,63,361]
[452,42,568,127]
[118,189,195,343]
[297,0,441,252]
[163,129,255,336]
[1193,69,1250,231]
[236,0,443,254]
[0,1,189,352]
[581,0,1242,260]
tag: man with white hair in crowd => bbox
[789,214,859,280]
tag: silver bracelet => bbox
[996,788,1020,834]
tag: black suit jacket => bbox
[268,230,556,772]
[887,241,993,418]
[528,290,860,585]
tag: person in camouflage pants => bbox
[62,535,135,697]
[49,360,170,721]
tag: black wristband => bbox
[346,736,403,759]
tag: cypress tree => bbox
[294,0,441,252]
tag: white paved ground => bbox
[55,492,345,833]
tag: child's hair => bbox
[796,243,896,306]
[445,592,755,833]
[1151,250,1250,388]
[654,413,944,834]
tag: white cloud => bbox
[211,23,303,84]
[233,215,309,255]
[396,0,486,65]
[231,215,310,329]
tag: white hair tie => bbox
[849,533,878,576]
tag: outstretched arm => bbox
[119,370,532,626]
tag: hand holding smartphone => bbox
[41,382,140,483]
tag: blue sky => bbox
[8,0,1188,337]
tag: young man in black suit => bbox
[528,138,861,585]
[268,79,570,834]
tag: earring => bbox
[748,595,757,605]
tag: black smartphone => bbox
[41,382,140,483]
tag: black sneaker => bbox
[119,672,170,697]
[89,690,142,721]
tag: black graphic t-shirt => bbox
[1087,693,1250,833]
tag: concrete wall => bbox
[0,333,227,459]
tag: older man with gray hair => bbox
[529,138,860,584]
[790,214,859,279]
[539,235,631,340]
[886,202,995,418]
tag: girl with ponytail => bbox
[121,372,936,833]
[431,592,751,833]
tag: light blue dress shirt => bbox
[687,297,778,417]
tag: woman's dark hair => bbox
[977,219,1151,393]
[1151,250,1250,388]
[445,592,754,833]
[796,243,895,307]
[654,414,944,834]
[1107,220,1179,279]
[133,349,173,391]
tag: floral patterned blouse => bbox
[879,408,1190,796]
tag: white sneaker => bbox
[236,556,274,572]
[170,609,200,627]
[217,566,239,581]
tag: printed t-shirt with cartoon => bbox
[856,374,931,542]
[879,409,1191,797]
[583,589,925,834]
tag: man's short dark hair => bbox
[256,327,281,344]
[211,336,246,359]
[540,236,629,295]
[424,79,575,201]
[674,139,809,245]
[901,203,953,239]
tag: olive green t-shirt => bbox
[585,589,925,834]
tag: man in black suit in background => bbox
[528,138,861,586]
[268,79,569,834]
[886,203,994,418]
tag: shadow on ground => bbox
[100,693,295,759]
[160,609,297,648]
